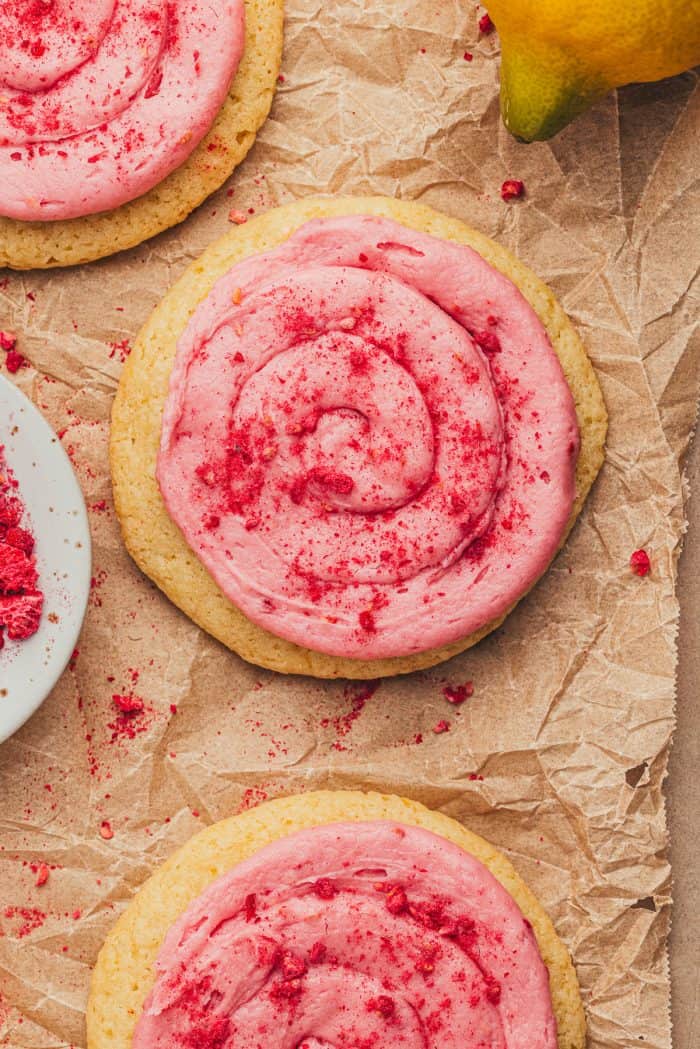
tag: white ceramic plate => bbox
[0,375,91,743]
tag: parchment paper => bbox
[1,3,699,1046]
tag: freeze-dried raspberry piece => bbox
[0,592,43,640]
[0,544,38,593]
[5,350,26,374]
[501,179,525,202]
[0,494,22,529]
[4,527,35,555]
[630,549,651,577]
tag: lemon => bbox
[484,0,700,140]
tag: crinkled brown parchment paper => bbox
[1,2,698,1047]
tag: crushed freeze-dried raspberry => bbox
[0,545,38,592]
[5,350,26,373]
[35,863,49,887]
[479,13,494,34]
[0,494,22,529]
[630,549,651,577]
[501,179,525,202]
[112,693,145,715]
[0,593,43,640]
[472,329,502,354]
[433,719,451,734]
[385,884,408,915]
[108,339,132,363]
[313,877,336,899]
[443,682,474,704]
[0,446,43,647]
[367,995,395,1018]
[309,941,327,963]
[4,527,34,555]
[485,977,502,1003]
[280,952,307,980]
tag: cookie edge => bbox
[86,789,586,1049]
[0,0,284,270]
[110,194,608,678]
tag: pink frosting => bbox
[157,216,579,659]
[133,821,558,1049]
[0,0,245,220]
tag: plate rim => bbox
[0,373,92,743]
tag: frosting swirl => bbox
[157,215,579,659]
[0,0,245,220]
[133,821,557,1049]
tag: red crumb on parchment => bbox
[501,179,525,202]
[3,907,46,938]
[238,786,270,812]
[630,549,651,577]
[0,446,43,651]
[106,686,153,744]
[74,659,168,780]
[112,693,145,715]
[34,863,49,887]
[108,339,132,363]
[443,682,474,704]
[479,13,494,34]
[321,681,381,751]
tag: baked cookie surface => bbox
[87,790,586,1049]
[111,195,607,677]
[0,0,284,270]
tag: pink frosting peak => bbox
[0,0,245,220]
[133,821,558,1049]
[157,215,580,659]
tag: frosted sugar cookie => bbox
[111,196,607,677]
[87,790,586,1049]
[0,0,283,268]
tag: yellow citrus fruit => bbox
[484,0,700,140]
